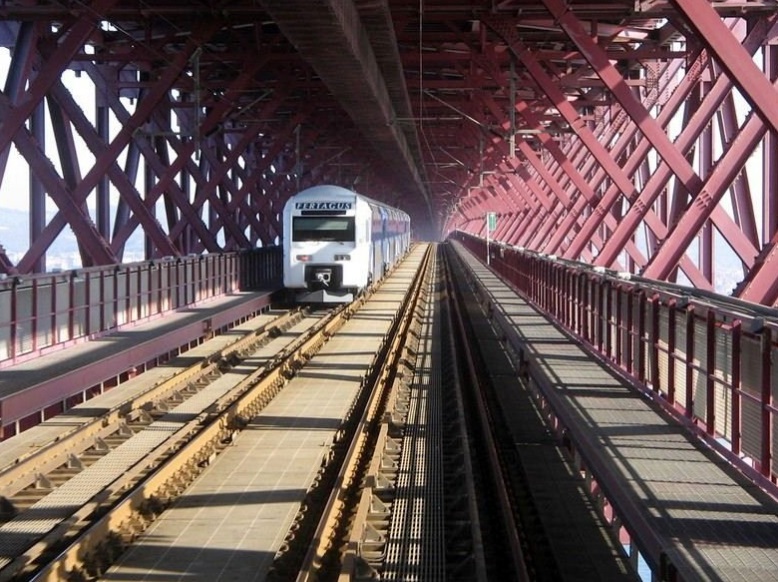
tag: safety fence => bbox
[454,232,778,486]
[0,247,282,368]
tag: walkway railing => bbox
[0,248,282,369]
[454,232,778,489]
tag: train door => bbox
[371,206,383,281]
[381,209,389,274]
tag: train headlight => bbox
[334,254,351,261]
[296,254,312,262]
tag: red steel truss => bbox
[0,1,777,304]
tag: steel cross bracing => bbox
[1,1,778,304]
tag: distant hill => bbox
[0,206,144,269]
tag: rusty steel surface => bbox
[0,2,777,304]
[296,243,434,581]
[0,305,336,580]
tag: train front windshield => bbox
[292,216,355,242]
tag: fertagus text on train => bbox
[294,202,353,210]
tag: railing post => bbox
[685,305,695,419]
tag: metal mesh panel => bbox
[715,382,732,439]
[740,334,763,462]
[675,314,688,403]
[692,318,707,420]
[714,327,733,439]
[656,309,670,393]
[773,341,778,477]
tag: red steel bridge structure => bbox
[1,0,778,516]
[0,0,776,298]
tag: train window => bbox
[292,217,355,242]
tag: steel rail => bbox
[444,245,532,582]
[438,251,489,581]
[0,309,334,581]
[0,309,303,503]
[23,262,411,581]
[295,245,434,581]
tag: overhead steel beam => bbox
[0,0,120,155]
[260,0,433,225]
[670,0,778,135]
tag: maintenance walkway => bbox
[450,240,778,581]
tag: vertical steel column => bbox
[135,267,142,320]
[605,280,613,360]
[623,288,631,372]
[144,161,156,259]
[760,328,773,476]
[764,46,778,246]
[84,272,91,337]
[685,307,696,418]
[96,104,111,239]
[596,280,604,355]
[30,102,46,273]
[99,269,105,331]
[667,301,677,404]
[9,279,18,362]
[636,291,646,382]
[67,273,75,340]
[731,321,742,456]
[29,279,37,353]
[50,274,57,343]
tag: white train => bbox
[282,185,411,302]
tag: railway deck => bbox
[0,307,321,579]
[103,245,430,581]
[3,240,770,581]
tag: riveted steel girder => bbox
[259,0,433,223]
[1,0,778,303]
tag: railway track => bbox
[289,243,528,581]
[282,242,630,582]
[0,306,339,580]
[0,246,433,581]
[1,242,622,581]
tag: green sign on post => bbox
[487,211,497,232]
[486,212,497,265]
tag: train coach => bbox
[282,185,411,303]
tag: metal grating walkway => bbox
[450,240,778,581]
[383,250,445,581]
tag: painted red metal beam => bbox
[0,21,36,187]
[0,0,120,155]
[598,21,769,279]
[11,25,222,272]
[587,18,774,276]
[642,103,770,282]
[670,0,778,136]
[0,92,118,268]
